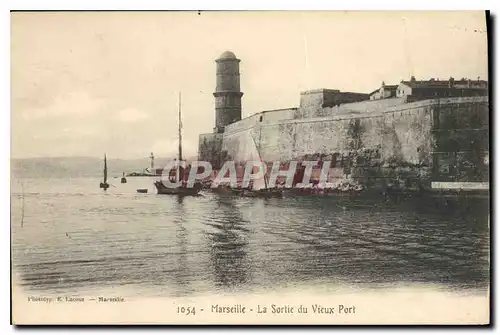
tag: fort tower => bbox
[213,51,243,133]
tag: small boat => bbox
[99,154,110,190]
[121,172,127,184]
[137,189,148,193]
[153,92,202,196]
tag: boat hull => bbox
[283,188,364,199]
[240,189,283,198]
[209,187,239,196]
[154,181,202,196]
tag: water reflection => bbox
[173,195,190,294]
[206,196,251,290]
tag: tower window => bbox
[259,116,263,122]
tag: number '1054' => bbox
[177,306,196,315]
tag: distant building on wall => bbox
[396,76,488,101]
[296,89,370,118]
[369,81,398,100]
[370,76,488,101]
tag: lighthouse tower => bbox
[213,51,243,133]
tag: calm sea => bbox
[11,176,490,298]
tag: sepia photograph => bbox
[10,10,490,325]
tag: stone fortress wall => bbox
[215,95,488,189]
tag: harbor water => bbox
[11,176,490,298]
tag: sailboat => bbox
[239,130,283,198]
[99,154,110,190]
[154,92,202,196]
[121,172,127,184]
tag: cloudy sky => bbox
[11,11,488,159]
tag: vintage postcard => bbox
[10,10,490,325]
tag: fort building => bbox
[198,51,489,190]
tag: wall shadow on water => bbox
[204,196,252,291]
[260,195,490,292]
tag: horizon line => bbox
[11,155,200,160]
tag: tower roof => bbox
[218,51,237,60]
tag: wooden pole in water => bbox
[20,180,25,228]
[178,92,183,162]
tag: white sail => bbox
[247,130,267,191]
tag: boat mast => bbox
[104,153,108,184]
[177,92,183,182]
